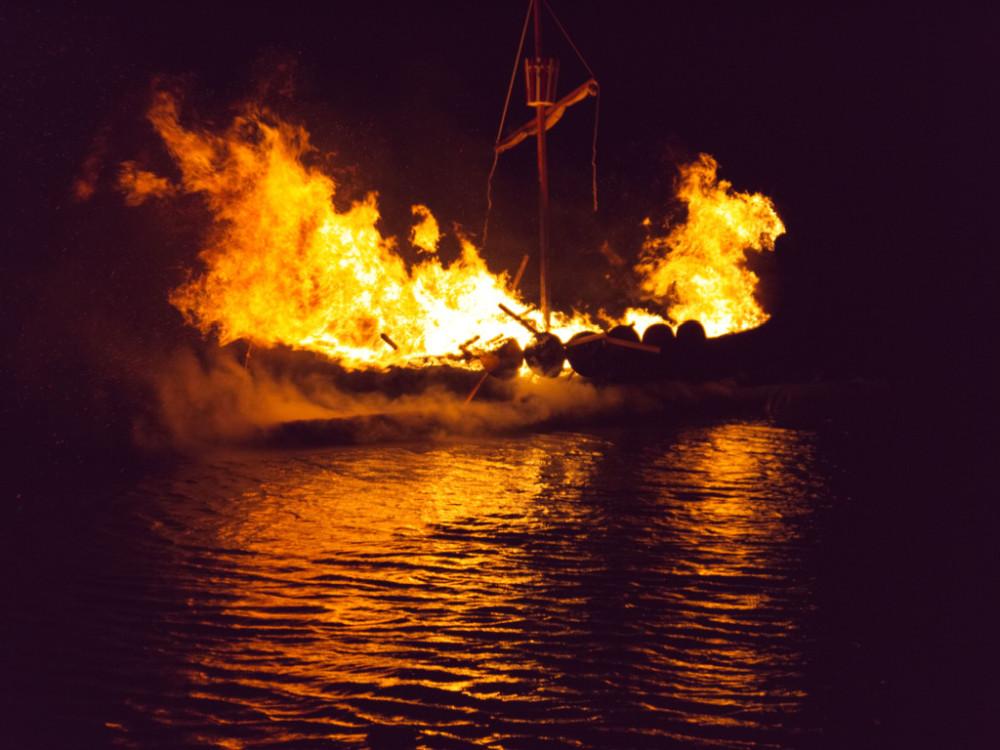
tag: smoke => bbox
[134,346,326,451]
[134,340,699,454]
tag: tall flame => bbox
[635,154,785,337]
[123,91,785,375]
[127,91,556,369]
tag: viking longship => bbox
[468,0,787,397]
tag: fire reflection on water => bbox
[646,423,817,732]
[116,422,824,748]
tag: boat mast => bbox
[492,0,598,350]
[531,0,553,331]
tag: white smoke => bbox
[133,344,713,453]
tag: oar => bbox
[466,256,534,405]
[465,371,490,404]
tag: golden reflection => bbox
[152,435,608,743]
[643,422,814,730]
[138,423,819,746]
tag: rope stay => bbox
[543,0,595,79]
[484,0,533,249]
[542,0,601,212]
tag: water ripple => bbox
[14,421,853,748]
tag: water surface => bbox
[2,418,965,748]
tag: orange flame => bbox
[127,91,579,369]
[409,205,439,254]
[123,92,784,374]
[119,161,176,206]
[635,154,785,337]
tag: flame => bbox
[635,154,785,337]
[409,205,439,254]
[119,161,176,206]
[124,91,785,375]
[128,91,577,369]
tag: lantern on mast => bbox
[525,58,559,107]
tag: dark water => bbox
[2,417,991,749]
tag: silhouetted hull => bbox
[560,318,810,387]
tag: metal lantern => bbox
[525,57,559,106]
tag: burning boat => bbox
[121,0,806,427]
[465,0,788,394]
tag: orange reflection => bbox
[149,435,608,744]
[643,422,814,732]
[133,424,817,746]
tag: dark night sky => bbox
[4,2,996,307]
[1,1,997,482]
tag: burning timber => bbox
[123,0,870,445]
[230,314,889,451]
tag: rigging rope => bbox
[483,0,532,249]
[591,85,600,212]
[543,0,595,78]
[543,0,601,211]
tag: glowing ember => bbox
[635,154,785,337]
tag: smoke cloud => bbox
[134,342,710,454]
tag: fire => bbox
[635,154,785,337]
[123,91,784,377]
[125,91,560,369]
[118,163,176,206]
[409,205,439,254]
